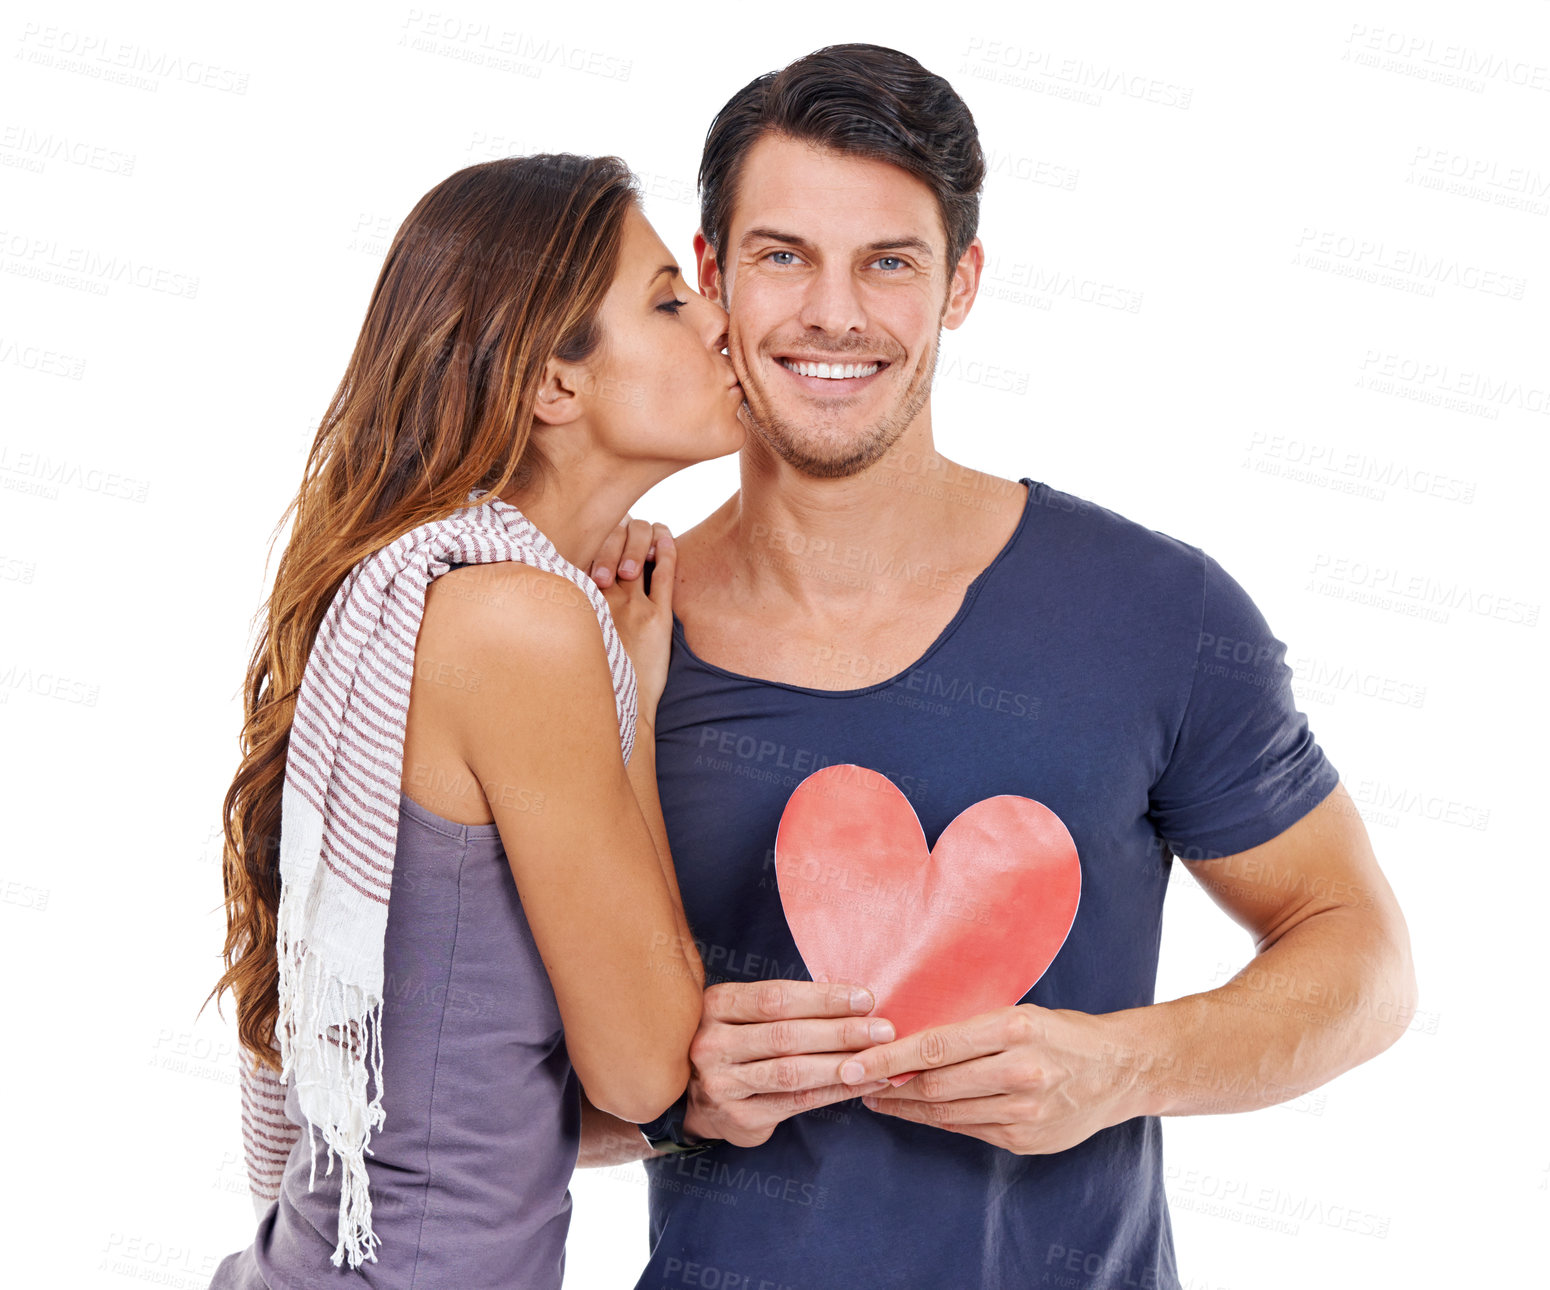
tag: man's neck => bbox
[707,424,1026,622]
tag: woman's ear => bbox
[532,357,585,426]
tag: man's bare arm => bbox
[1115,778,1417,1115]
[849,781,1418,1150]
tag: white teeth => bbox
[782,359,881,380]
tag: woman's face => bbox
[567,205,746,470]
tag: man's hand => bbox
[837,783,1416,1155]
[684,980,897,1147]
[838,1004,1139,1155]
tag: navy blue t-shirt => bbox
[637,478,1339,1290]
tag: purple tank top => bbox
[211,792,580,1289]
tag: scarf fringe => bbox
[276,882,387,1269]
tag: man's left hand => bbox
[839,1004,1142,1155]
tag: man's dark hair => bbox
[698,44,986,280]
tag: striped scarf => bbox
[238,490,637,1268]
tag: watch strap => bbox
[637,1088,717,1156]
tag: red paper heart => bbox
[774,764,1081,1043]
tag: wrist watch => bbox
[637,1089,717,1156]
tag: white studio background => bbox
[1,1,1545,1286]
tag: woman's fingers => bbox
[590,516,673,598]
[616,519,655,581]
[647,525,675,611]
[589,518,632,588]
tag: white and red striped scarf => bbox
[238,490,636,1268]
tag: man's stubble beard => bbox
[736,330,941,480]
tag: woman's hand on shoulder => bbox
[589,517,676,718]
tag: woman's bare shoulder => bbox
[415,563,613,709]
[427,563,598,643]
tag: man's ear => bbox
[532,357,585,426]
[941,237,984,331]
[694,230,726,305]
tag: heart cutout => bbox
[774,764,1081,1043]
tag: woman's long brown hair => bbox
[212,154,639,1069]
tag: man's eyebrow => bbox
[864,237,934,260]
[738,228,935,260]
[739,227,814,251]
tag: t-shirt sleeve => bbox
[1147,551,1339,860]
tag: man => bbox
[584,43,1415,1290]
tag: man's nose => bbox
[798,263,867,336]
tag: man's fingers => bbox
[838,1009,1021,1086]
[862,1048,1021,1102]
[753,1081,890,1121]
[704,979,876,1025]
[862,1091,1012,1130]
[728,1052,893,1099]
[716,1015,895,1064]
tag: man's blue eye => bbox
[875,256,904,270]
[769,251,797,265]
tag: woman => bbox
[208,153,743,1287]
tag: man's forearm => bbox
[1111,901,1417,1118]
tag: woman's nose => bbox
[695,292,730,351]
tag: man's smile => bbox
[774,354,892,393]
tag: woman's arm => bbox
[412,561,703,1124]
[600,522,702,992]
[622,715,704,994]
[576,1091,662,1167]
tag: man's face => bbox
[697,133,980,479]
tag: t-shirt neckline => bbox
[670,478,1037,699]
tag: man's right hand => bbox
[683,980,896,1147]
